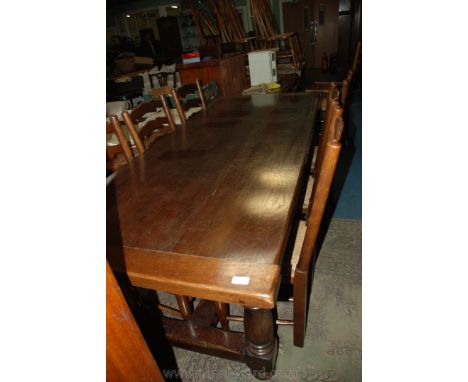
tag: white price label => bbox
[231,276,250,285]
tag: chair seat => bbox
[282,145,319,281]
[302,175,315,210]
[282,220,307,282]
[186,106,203,118]
[168,107,201,125]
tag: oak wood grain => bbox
[108,93,319,308]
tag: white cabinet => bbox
[247,50,278,86]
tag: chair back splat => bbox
[313,96,343,178]
[122,96,176,149]
[106,115,133,164]
[171,79,219,124]
[106,114,144,171]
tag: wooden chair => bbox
[305,103,343,215]
[301,84,342,218]
[307,67,353,144]
[106,115,144,172]
[122,95,176,149]
[170,79,206,125]
[288,121,344,346]
[200,81,220,106]
[304,81,340,174]
[149,71,177,88]
[312,94,343,178]
[276,116,344,346]
[107,118,195,324]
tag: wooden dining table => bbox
[107,93,319,379]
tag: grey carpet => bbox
[158,218,361,381]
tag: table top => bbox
[107,93,319,308]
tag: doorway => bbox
[282,0,339,69]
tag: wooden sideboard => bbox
[176,53,249,96]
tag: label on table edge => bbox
[231,276,250,285]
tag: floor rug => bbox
[159,219,361,382]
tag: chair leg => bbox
[214,302,230,330]
[176,295,193,320]
[293,270,308,347]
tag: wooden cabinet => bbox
[176,54,249,96]
[157,16,183,64]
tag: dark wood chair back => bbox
[150,71,177,88]
[122,96,176,147]
[323,82,340,122]
[171,79,206,124]
[200,81,219,107]
[176,82,200,100]
[106,115,143,170]
[312,84,343,178]
[307,108,343,217]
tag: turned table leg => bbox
[244,307,278,380]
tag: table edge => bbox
[108,247,281,308]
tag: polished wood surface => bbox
[106,261,164,382]
[108,94,318,270]
[107,93,319,376]
[109,249,281,309]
